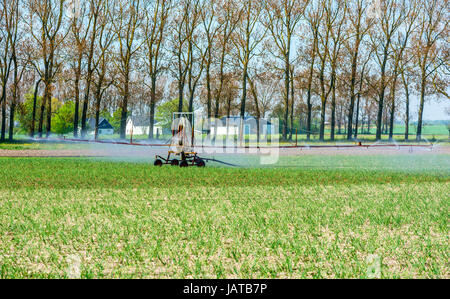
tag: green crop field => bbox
[0,155,448,279]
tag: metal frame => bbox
[155,151,204,167]
[154,112,206,167]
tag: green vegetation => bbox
[16,94,65,135]
[156,99,189,130]
[108,108,125,134]
[359,124,449,136]
[14,92,124,136]
[0,156,448,278]
[52,102,76,135]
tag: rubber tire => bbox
[154,159,163,167]
[171,159,179,166]
[196,159,206,167]
[180,160,189,168]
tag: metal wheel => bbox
[154,159,163,167]
[171,159,179,166]
[179,160,189,168]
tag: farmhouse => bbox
[209,116,273,135]
[126,116,162,136]
[87,118,114,135]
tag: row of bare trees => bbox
[0,0,448,142]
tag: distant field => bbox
[357,124,449,136]
[0,155,448,278]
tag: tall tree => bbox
[345,0,372,140]
[110,0,143,139]
[316,0,345,141]
[92,0,114,140]
[185,3,206,117]
[414,0,448,140]
[26,0,67,138]
[9,3,28,141]
[212,0,240,140]
[0,0,19,141]
[264,0,309,140]
[328,2,346,141]
[399,56,413,140]
[79,0,110,138]
[354,52,371,139]
[169,0,200,114]
[303,2,322,140]
[369,0,407,140]
[386,1,417,140]
[232,0,266,144]
[143,0,171,139]
[30,77,42,137]
[68,1,89,137]
[200,0,221,119]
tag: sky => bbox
[411,97,449,121]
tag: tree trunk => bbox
[149,75,157,139]
[94,78,104,140]
[120,80,129,139]
[403,72,410,141]
[354,61,367,140]
[319,55,326,141]
[330,84,336,141]
[376,93,385,141]
[8,102,15,141]
[31,79,41,138]
[337,104,342,134]
[388,72,399,141]
[319,98,326,141]
[188,89,195,114]
[385,108,389,135]
[46,86,52,137]
[306,55,315,141]
[73,52,82,137]
[178,79,184,113]
[283,61,290,140]
[256,117,260,146]
[80,90,90,138]
[416,78,426,141]
[355,93,361,139]
[205,54,212,141]
[347,41,360,140]
[0,93,6,141]
[388,103,394,140]
[226,96,231,141]
[248,76,260,146]
[289,67,294,141]
[239,63,248,145]
[81,16,98,139]
[206,53,212,118]
[376,44,390,140]
[38,88,47,138]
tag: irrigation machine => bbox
[154,112,206,168]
